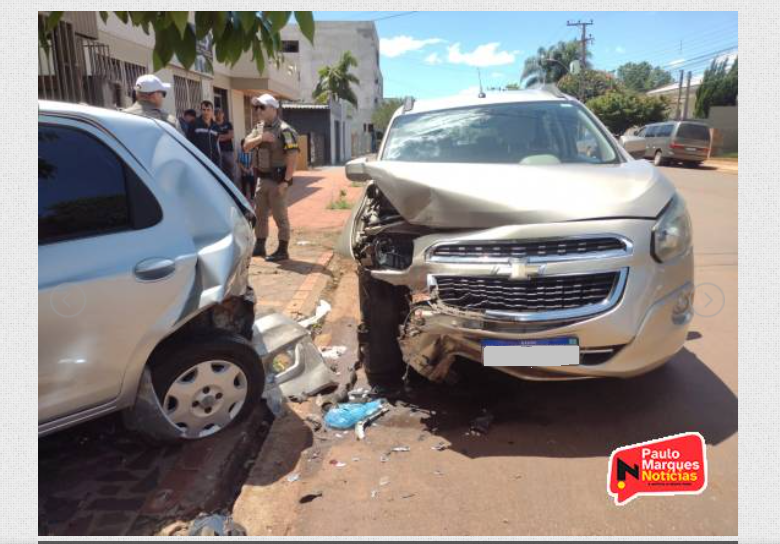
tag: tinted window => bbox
[657,124,674,137]
[383,102,618,165]
[645,125,658,137]
[676,123,711,142]
[636,127,646,137]
[39,125,130,244]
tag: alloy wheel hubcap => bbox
[162,360,248,439]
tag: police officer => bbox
[243,94,299,262]
[123,75,182,133]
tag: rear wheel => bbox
[358,269,409,389]
[653,150,667,166]
[148,333,266,440]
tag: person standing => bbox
[179,108,197,135]
[215,108,238,188]
[123,75,181,133]
[237,139,257,201]
[186,100,221,165]
[243,94,299,262]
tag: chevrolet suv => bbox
[338,88,694,386]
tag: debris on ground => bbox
[401,493,416,499]
[431,442,447,451]
[159,520,189,537]
[188,513,247,537]
[434,470,444,476]
[286,473,300,483]
[355,405,389,440]
[304,413,323,432]
[324,400,384,430]
[299,491,323,504]
[329,459,347,468]
[319,345,347,360]
[348,387,370,402]
[379,476,390,487]
[298,300,332,330]
[470,409,495,435]
[296,240,313,246]
[371,489,379,498]
[391,446,411,453]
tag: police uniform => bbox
[123,100,182,133]
[247,117,299,244]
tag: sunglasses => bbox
[254,105,267,111]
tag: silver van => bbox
[621,120,711,167]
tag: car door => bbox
[642,125,659,158]
[38,117,196,425]
[621,127,647,158]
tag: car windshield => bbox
[382,101,619,165]
[676,123,710,142]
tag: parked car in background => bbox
[338,88,694,387]
[39,101,329,441]
[620,120,711,167]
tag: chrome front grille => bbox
[429,236,627,262]
[433,271,624,318]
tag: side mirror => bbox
[345,157,371,183]
[569,60,582,75]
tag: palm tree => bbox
[521,40,590,88]
[312,51,360,107]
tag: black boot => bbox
[266,240,289,262]
[253,238,266,257]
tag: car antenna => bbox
[477,68,486,98]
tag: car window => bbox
[645,125,658,137]
[657,124,674,137]
[39,125,131,244]
[676,123,711,142]
[382,101,619,165]
[636,127,646,137]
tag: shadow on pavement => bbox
[407,347,736,459]
[284,174,325,208]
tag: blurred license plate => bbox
[686,147,698,152]
[482,338,579,367]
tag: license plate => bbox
[482,338,579,367]
[686,147,698,152]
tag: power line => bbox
[371,11,419,22]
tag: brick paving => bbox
[39,167,360,536]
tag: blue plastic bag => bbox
[324,400,384,430]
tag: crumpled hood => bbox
[363,160,675,228]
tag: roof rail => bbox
[539,83,565,98]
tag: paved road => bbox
[235,165,737,537]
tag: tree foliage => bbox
[586,92,669,135]
[616,61,674,93]
[521,40,590,87]
[371,98,404,133]
[39,11,315,75]
[694,57,738,118]
[313,51,360,107]
[557,70,621,102]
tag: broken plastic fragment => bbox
[320,345,347,360]
[188,514,246,537]
[298,299,332,329]
[287,473,300,483]
[324,400,384,430]
[379,476,390,486]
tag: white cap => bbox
[134,74,172,94]
[251,94,280,109]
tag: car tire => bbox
[653,150,667,166]
[358,269,409,388]
[147,333,266,440]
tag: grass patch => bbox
[326,189,352,210]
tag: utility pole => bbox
[567,19,594,100]
[682,71,692,120]
[675,69,684,120]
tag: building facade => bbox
[280,21,383,158]
[38,12,301,146]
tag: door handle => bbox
[134,258,176,281]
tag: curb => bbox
[284,250,334,317]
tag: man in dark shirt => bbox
[186,100,220,165]
[215,108,238,188]
[179,109,196,135]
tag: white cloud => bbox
[380,35,444,58]
[669,58,685,67]
[424,52,442,65]
[615,45,626,54]
[447,42,520,67]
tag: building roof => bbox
[647,75,703,96]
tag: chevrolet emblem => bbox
[492,258,546,280]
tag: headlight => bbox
[652,196,693,263]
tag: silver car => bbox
[620,120,711,167]
[39,101,331,440]
[338,89,694,385]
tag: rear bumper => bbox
[666,149,708,162]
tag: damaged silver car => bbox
[39,101,333,441]
[338,89,694,386]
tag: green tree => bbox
[557,70,621,102]
[616,61,674,93]
[694,57,738,118]
[521,40,590,87]
[312,51,360,106]
[39,11,314,75]
[586,91,669,135]
[371,98,404,133]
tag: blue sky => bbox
[312,11,738,99]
